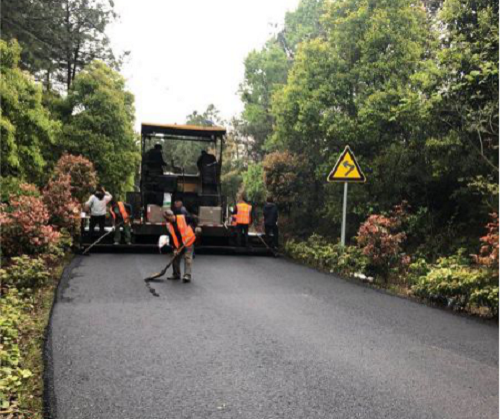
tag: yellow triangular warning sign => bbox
[327,146,366,183]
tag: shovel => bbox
[144,244,186,281]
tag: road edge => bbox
[43,255,83,419]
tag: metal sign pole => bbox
[341,182,348,247]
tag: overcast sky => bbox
[108,0,300,129]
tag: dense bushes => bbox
[286,234,369,277]
[43,174,80,235]
[0,185,61,258]
[0,153,97,416]
[286,209,499,317]
[0,290,33,413]
[410,252,499,315]
[0,256,52,290]
[263,151,309,212]
[53,154,98,203]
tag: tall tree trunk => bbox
[65,0,72,90]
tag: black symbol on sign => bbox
[343,161,355,176]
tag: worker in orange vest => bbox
[110,200,132,245]
[233,196,253,247]
[163,209,196,282]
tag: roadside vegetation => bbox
[1,0,137,414]
[0,0,498,414]
[222,0,498,317]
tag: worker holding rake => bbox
[163,209,196,283]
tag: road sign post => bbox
[327,146,366,247]
[341,182,348,247]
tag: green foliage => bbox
[286,234,369,276]
[222,169,243,206]
[0,177,39,202]
[239,0,326,158]
[242,163,266,205]
[0,289,33,413]
[1,0,119,90]
[240,43,289,157]
[262,151,309,211]
[436,0,499,171]
[411,251,498,315]
[60,60,140,197]
[0,39,61,183]
[258,0,498,258]
[0,256,51,290]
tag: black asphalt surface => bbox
[46,254,499,419]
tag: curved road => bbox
[45,254,498,419]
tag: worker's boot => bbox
[182,275,191,283]
[167,275,180,280]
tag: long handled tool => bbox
[82,222,123,255]
[144,244,186,281]
[256,232,278,257]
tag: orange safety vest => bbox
[110,202,130,224]
[236,203,252,225]
[167,215,196,249]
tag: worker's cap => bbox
[163,209,175,217]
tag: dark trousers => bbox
[89,215,106,237]
[236,224,249,247]
[265,224,279,248]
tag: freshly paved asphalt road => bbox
[46,254,498,419]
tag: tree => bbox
[239,43,290,158]
[0,40,61,183]
[433,0,499,172]
[1,0,119,90]
[239,0,327,158]
[60,60,140,197]
[242,163,266,205]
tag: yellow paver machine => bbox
[80,123,272,255]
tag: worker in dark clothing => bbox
[173,198,190,218]
[163,209,196,283]
[233,196,253,247]
[110,199,133,245]
[144,144,167,176]
[196,150,217,194]
[263,196,279,249]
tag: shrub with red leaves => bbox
[53,154,98,203]
[42,173,81,235]
[356,203,409,278]
[473,213,499,273]
[1,184,61,257]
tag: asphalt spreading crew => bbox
[163,209,197,283]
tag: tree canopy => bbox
[1,0,119,90]
[239,0,498,255]
[0,40,60,183]
[59,60,139,197]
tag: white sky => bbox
[108,0,300,129]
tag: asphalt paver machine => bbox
[81,123,270,254]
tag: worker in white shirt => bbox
[84,186,112,238]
